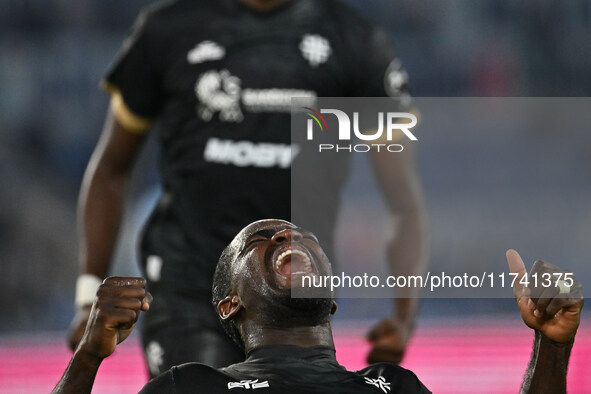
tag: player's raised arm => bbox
[67,108,148,351]
[54,277,151,394]
[506,249,584,394]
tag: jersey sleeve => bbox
[101,8,164,131]
[138,369,177,394]
[349,25,411,102]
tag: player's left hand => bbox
[506,249,584,343]
[366,317,412,364]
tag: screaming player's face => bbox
[230,219,335,325]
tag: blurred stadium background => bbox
[1,0,590,392]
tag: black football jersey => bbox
[104,0,411,291]
[138,345,430,393]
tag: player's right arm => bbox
[54,277,151,394]
[68,106,148,350]
[67,3,161,349]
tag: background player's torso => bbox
[150,0,351,168]
[139,0,364,279]
[107,0,404,290]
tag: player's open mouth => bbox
[273,244,315,278]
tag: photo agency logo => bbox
[302,105,417,153]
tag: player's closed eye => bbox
[245,236,268,250]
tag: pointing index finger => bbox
[506,249,527,298]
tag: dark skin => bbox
[54,277,152,394]
[217,219,339,352]
[506,250,584,394]
[68,109,146,350]
[58,220,340,394]
[69,0,428,365]
[54,221,583,393]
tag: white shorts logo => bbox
[145,341,165,376]
[146,255,163,282]
[384,59,411,107]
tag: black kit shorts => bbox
[138,208,244,378]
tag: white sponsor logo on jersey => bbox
[243,88,315,112]
[364,376,391,393]
[187,40,226,64]
[228,379,270,389]
[196,70,243,122]
[204,137,299,169]
[195,70,316,122]
[299,34,332,67]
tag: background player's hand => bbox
[76,277,152,359]
[506,249,583,343]
[366,317,412,364]
[67,305,92,350]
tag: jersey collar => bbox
[246,344,338,363]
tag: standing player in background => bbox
[68,0,427,377]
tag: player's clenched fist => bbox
[506,250,584,344]
[77,277,152,359]
[366,317,411,365]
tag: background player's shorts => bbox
[139,208,244,377]
[140,292,244,377]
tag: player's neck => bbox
[242,322,335,354]
[237,0,292,12]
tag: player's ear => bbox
[330,300,338,315]
[218,295,243,320]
